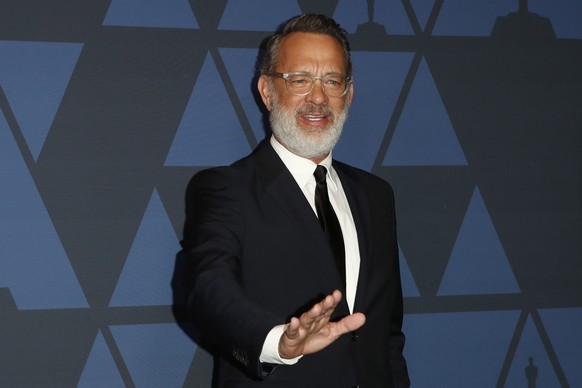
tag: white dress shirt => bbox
[259,136,361,364]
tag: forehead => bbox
[276,32,347,73]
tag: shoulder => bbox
[187,147,261,191]
[333,160,394,196]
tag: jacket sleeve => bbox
[181,167,281,377]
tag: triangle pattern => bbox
[505,315,562,387]
[165,53,252,167]
[0,41,82,161]
[110,190,180,307]
[410,0,437,31]
[218,48,266,143]
[404,310,520,386]
[0,111,88,309]
[539,307,582,387]
[399,245,420,297]
[438,187,520,295]
[384,57,467,166]
[103,0,198,29]
[334,52,414,171]
[110,323,197,387]
[218,0,302,31]
[78,331,125,388]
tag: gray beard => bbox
[269,93,349,160]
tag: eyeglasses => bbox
[268,72,352,98]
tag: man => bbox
[182,14,410,387]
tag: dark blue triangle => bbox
[78,331,125,388]
[111,323,197,387]
[334,51,414,171]
[218,48,266,143]
[384,57,467,166]
[165,53,252,166]
[104,0,198,29]
[0,111,88,309]
[410,0,436,31]
[109,190,179,307]
[438,187,520,295]
[399,245,420,297]
[0,41,82,161]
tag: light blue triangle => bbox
[438,187,520,295]
[0,111,88,309]
[218,0,301,31]
[399,245,420,297]
[410,0,436,31]
[334,52,414,171]
[540,307,582,387]
[111,323,197,387]
[218,48,265,143]
[78,331,125,388]
[432,0,514,36]
[110,190,180,307]
[334,0,413,35]
[384,57,467,166]
[165,53,252,166]
[0,41,82,161]
[404,310,520,387]
[104,0,198,29]
[505,315,561,387]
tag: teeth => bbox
[304,115,324,121]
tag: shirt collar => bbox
[270,136,338,191]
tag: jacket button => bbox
[351,331,358,341]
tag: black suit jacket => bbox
[182,141,409,388]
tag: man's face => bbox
[258,32,353,162]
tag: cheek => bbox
[330,100,347,114]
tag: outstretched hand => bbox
[278,290,366,360]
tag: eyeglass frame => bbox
[267,71,353,97]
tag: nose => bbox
[305,78,328,105]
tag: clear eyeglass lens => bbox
[285,74,348,97]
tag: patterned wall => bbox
[1,0,581,387]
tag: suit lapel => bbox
[253,142,344,292]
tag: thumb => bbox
[337,312,366,334]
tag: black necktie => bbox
[313,165,345,284]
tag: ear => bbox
[257,75,272,111]
[346,81,354,107]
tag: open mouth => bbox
[302,113,327,122]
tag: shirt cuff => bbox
[259,324,302,365]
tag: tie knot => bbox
[314,165,327,184]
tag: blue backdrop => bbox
[1,0,581,387]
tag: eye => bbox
[324,76,344,88]
[289,75,309,85]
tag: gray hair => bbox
[259,14,352,77]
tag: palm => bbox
[278,290,366,359]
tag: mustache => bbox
[296,104,334,116]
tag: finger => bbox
[335,312,366,335]
[319,291,342,315]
